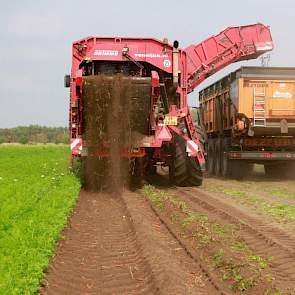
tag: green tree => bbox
[19,135,29,144]
[0,126,69,144]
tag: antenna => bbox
[260,54,271,67]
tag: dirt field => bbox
[40,77,295,294]
[41,169,295,294]
[202,165,295,233]
[41,190,217,294]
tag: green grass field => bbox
[0,145,80,294]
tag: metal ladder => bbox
[253,87,266,127]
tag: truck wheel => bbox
[221,153,232,178]
[207,139,215,176]
[220,138,232,178]
[214,139,222,176]
[173,136,203,186]
[264,164,284,178]
[232,161,253,179]
[244,163,253,177]
[264,165,278,178]
[286,163,295,179]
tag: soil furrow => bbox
[122,191,219,295]
[41,188,219,294]
[40,190,159,294]
[173,187,295,290]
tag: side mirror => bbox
[64,74,71,88]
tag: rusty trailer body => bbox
[199,67,295,178]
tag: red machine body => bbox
[67,23,273,186]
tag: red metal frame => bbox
[228,151,295,161]
[68,23,273,170]
[184,23,273,93]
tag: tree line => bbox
[0,125,70,144]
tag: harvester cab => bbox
[66,23,273,189]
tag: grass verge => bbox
[220,188,295,222]
[0,145,80,294]
[203,180,295,223]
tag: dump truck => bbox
[65,23,273,188]
[199,66,295,178]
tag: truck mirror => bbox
[64,75,71,88]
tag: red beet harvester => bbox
[65,23,273,186]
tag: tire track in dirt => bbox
[41,189,221,295]
[129,190,229,295]
[122,191,219,295]
[173,187,295,292]
[41,190,158,295]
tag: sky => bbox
[1,0,295,128]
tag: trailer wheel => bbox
[172,136,203,186]
[286,163,295,179]
[214,139,222,176]
[264,164,284,178]
[232,161,253,179]
[207,139,215,176]
[221,138,232,178]
[265,163,295,179]
[221,152,231,178]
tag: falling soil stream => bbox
[81,74,151,192]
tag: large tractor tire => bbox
[172,136,203,187]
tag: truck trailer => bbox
[199,66,295,178]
